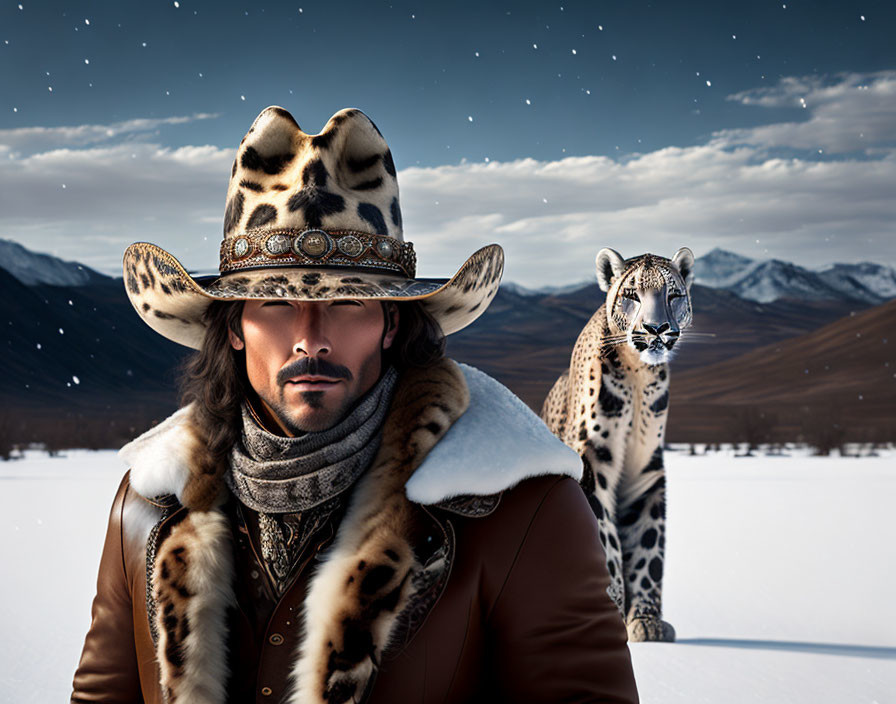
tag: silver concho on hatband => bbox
[295,229,332,258]
[264,234,291,256]
[232,237,251,259]
[337,235,364,258]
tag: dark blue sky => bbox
[2,1,895,283]
[4,0,893,164]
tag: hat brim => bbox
[123,242,504,349]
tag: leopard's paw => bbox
[626,617,676,642]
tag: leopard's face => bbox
[597,248,695,366]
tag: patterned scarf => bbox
[226,366,398,514]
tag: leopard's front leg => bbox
[617,459,674,642]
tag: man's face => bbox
[230,299,398,434]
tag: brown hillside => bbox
[447,284,866,413]
[668,299,896,443]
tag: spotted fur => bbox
[153,510,235,703]
[541,247,694,643]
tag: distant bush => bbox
[0,413,13,460]
[800,404,847,456]
[735,407,777,456]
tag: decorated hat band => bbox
[220,227,417,278]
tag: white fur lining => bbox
[404,364,583,504]
[121,404,194,502]
[121,365,582,505]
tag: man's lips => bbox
[284,376,341,389]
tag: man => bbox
[72,106,638,704]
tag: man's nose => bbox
[291,305,331,356]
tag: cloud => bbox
[0,141,233,273]
[0,114,218,155]
[711,71,896,153]
[1,75,895,286]
[400,144,896,285]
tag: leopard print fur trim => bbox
[152,510,236,704]
[288,358,469,704]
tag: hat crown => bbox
[224,107,402,240]
[220,107,410,277]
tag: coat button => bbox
[269,633,284,646]
[261,686,273,696]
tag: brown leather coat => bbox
[73,473,637,704]
[72,361,638,703]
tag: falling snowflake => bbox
[58,328,64,335]
[85,18,89,25]
[706,80,712,86]
[36,343,41,350]
[598,25,603,30]
[611,55,617,61]
[525,98,531,105]
[173,1,179,6]
[467,115,473,122]
[72,375,80,385]
[571,49,577,55]
[241,95,246,101]
[533,43,537,49]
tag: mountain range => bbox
[1,239,893,445]
[694,247,896,304]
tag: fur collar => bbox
[123,363,581,505]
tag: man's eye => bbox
[622,290,640,302]
[261,300,291,307]
[330,299,364,307]
[668,292,684,301]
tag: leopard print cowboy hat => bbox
[123,106,504,349]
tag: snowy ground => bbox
[1,447,894,703]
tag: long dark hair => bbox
[178,298,445,506]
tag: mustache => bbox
[276,357,353,387]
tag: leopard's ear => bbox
[671,247,695,290]
[595,248,626,292]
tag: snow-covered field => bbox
[1,447,894,703]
